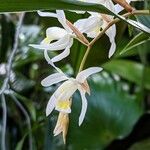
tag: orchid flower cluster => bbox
[30,0,140,144]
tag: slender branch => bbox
[78,10,150,72]
[1,94,7,150]
[0,13,27,150]
[0,13,25,95]
[74,37,89,46]
[10,94,32,150]
[78,46,91,72]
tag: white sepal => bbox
[51,39,73,63]
[76,67,103,83]
[46,93,57,116]
[78,88,87,126]
[56,10,72,33]
[44,50,63,73]
[37,11,57,18]
[105,24,116,58]
[41,73,68,87]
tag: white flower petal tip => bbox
[41,73,68,87]
[78,113,85,126]
[46,106,49,116]
[93,67,103,72]
[46,104,53,116]
[29,44,46,50]
[78,89,88,126]
[108,42,116,58]
[76,67,103,83]
[37,11,57,18]
[29,44,38,48]
[45,94,57,117]
[78,121,82,126]
[78,116,85,126]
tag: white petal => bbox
[46,93,57,116]
[105,0,115,12]
[29,44,49,50]
[56,79,78,101]
[46,81,73,116]
[78,88,87,126]
[108,40,116,58]
[74,18,87,33]
[46,27,67,40]
[74,15,102,38]
[37,11,57,18]
[51,39,73,63]
[56,10,72,33]
[54,129,62,137]
[30,34,71,51]
[76,67,103,83]
[55,107,71,114]
[41,73,68,87]
[51,46,70,62]
[44,34,70,51]
[70,10,85,14]
[44,50,63,73]
[105,25,116,58]
[115,4,124,14]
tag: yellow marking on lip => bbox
[56,100,71,110]
[42,37,51,44]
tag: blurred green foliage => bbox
[0,1,150,150]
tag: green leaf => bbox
[120,32,150,55]
[67,76,143,149]
[15,134,27,150]
[14,92,36,121]
[11,72,35,92]
[137,15,150,28]
[145,0,150,9]
[129,138,150,150]
[0,0,150,35]
[0,0,111,14]
[103,60,150,90]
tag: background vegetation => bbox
[0,0,150,150]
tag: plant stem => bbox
[78,46,91,72]
[0,13,25,95]
[1,94,7,150]
[10,94,32,150]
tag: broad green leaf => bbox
[71,37,109,74]
[120,32,150,55]
[0,0,150,35]
[67,76,143,149]
[0,0,111,14]
[103,60,150,90]
[47,75,143,149]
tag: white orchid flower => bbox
[74,0,116,58]
[30,10,74,63]
[42,67,103,143]
[42,67,102,125]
